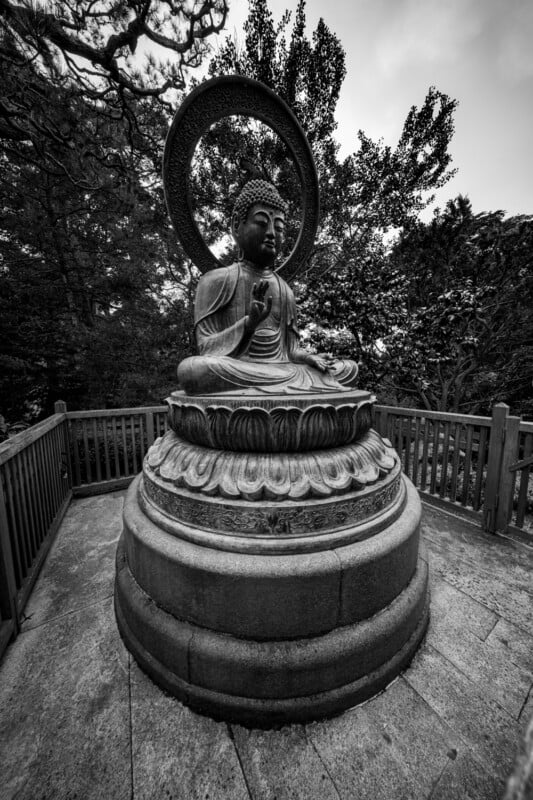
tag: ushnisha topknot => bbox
[232,179,288,224]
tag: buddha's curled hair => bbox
[232,180,287,224]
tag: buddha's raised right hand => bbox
[247,280,273,332]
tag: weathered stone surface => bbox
[428,577,498,642]
[484,617,533,673]
[0,597,130,800]
[229,723,342,799]
[365,677,463,797]
[336,479,421,625]
[307,703,427,800]
[20,491,123,631]
[429,749,505,800]
[167,390,375,451]
[146,427,395,500]
[120,475,423,640]
[115,525,429,725]
[117,406,428,725]
[140,465,404,552]
[422,505,533,636]
[130,662,249,800]
[424,583,531,718]
[404,643,521,778]
[2,496,529,798]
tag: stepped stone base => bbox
[115,391,428,726]
[115,471,428,726]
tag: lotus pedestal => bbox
[115,390,429,726]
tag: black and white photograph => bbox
[0,1,532,798]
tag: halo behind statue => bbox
[163,75,320,283]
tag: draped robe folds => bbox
[177,263,359,395]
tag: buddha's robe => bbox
[177,262,358,395]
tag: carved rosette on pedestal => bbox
[115,389,429,726]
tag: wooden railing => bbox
[508,420,533,536]
[67,406,168,496]
[0,398,531,660]
[0,412,72,656]
[374,402,530,540]
[374,406,493,517]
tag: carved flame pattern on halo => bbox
[162,75,320,283]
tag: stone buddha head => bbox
[231,180,287,268]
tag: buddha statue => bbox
[177,179,359,395]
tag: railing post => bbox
[482,403,520,534]
[54,400,72,490]
[483,403,508,533]
[0,477,19,630]
[495,414,520,533]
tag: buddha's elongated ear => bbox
[231,212,241,241]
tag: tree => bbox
[0,0,228,162]
[383,197,533,415]
[207,0,457,392]
[0,1,227,421]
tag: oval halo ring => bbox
[162,75,320,282]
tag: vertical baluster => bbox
[420,417,431,491]
[82,419,91,485]
[515,433,532,528]
[16,452,36,566]
[44,428,59,518]
[39,428,54,529]
[439,421,451,498]
[449,422,462,502]
[139,414,146,461]
[411,416,421,487]
[404,416,412,477]
[461,425,474,507]
[55,425,68,504]
[20,447,38,559]
[35,434,51,529]
[131,415,138,474]
[429,419,440,494]
[71,419,82,488]
[112,417,120,478]
[92,418,102,483]
[103,417,111,481]
[473,426,488,511]
[7,459,31,573]
[2,465,24,587]
[29,438,47,546]
[122,417,129,477]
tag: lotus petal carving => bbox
[167,396,374,452]
[146,428,396,501]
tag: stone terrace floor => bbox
[0,492,532,800]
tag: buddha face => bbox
[233,202,285,267]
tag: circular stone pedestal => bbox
[115,391,429,727]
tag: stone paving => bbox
[0,491,532,800]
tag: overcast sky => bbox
[220,0,533,219]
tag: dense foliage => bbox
[1,0,530,425]
[385,197,533,415]
[0,0,227,421]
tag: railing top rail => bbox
[66,406,167,419]
[0,413,66,466]
[375,405,493,426]
[519,420,533,434]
